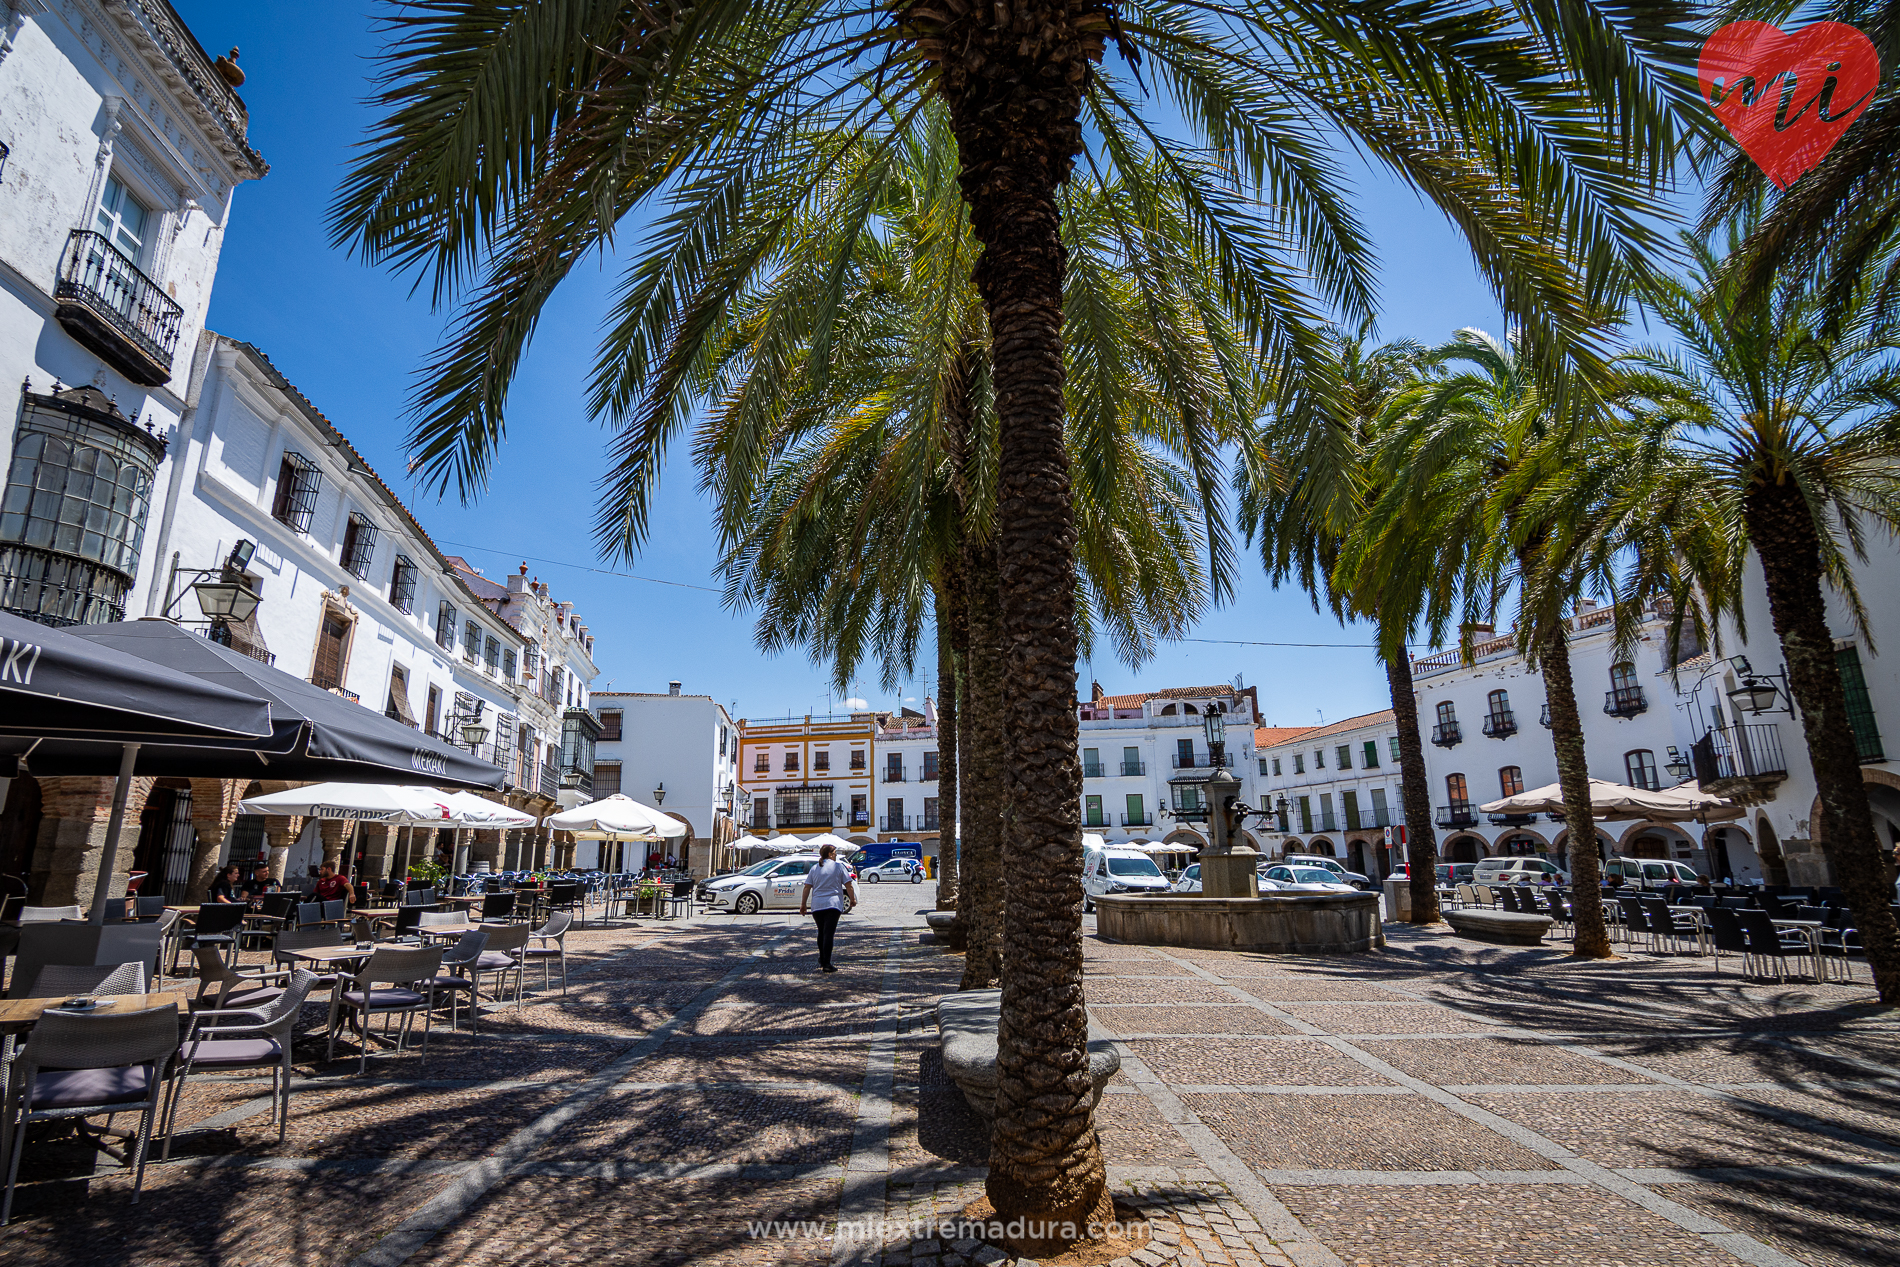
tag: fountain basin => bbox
[1095,891,1382,954]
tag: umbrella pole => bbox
[87,742,141,925]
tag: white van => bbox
[1082,845,1172,911]
[1472,856,1569,885]
[1601,857,1700,890]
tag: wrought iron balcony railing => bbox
[1081,762,1107,778]
[1604,686,1648,718]
[880,814,909,831]
[1481,710,1518,739]
[1120,760,1147,777]
[1691,723,1789,784]
[1436,802,1478,828]
[1430,721,1462,747]
[1122,812,1155,826]
[53,230,183,386]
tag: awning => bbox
[239,782,456,824]
[548,793,687,840]
[1479,777,1744,824]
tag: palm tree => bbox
[1625,219,1900,1003]
[1362,330,1647,957]
[1238,324,1451,923]
[693,108,1261,992]
[333,0,1690,1244]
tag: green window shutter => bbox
[1297,796,1312,833]
[1363,740,1379,768]
[1342,790,1360,830]
[1837,646,1886,762]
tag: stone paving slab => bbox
[1189,1092,1553,1173]
[1125,1038,1398,1088]
[1654,1171,1900,1267]
[531,1083,862,1167]
[1350,1035,1663,1086]
[1092,1006,1298,1036]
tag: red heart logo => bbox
[1699,21,1880,189]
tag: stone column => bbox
[470,828,502,872]
[32,775,152,911]
[185,778,238,902]
[265,818,299,885]
[318,819,350,873]
[360,824,399,888]
[1199,767,1260,900]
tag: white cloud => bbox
[905,697,917,703]
[844,697,868,710]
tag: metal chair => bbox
[187,944,285,1016]
[1,1003,181,1223]
[322,899,347,924]
[471,923,531,1007]
[1734,909,1814,982]
[1639,896,1702,954]
[1708,906,1749,972]
[132,895,167,921]
[423,931,488,1032]
[161,969,319,1158]
[324,947,444,1074]
[522,912,572,994]
[659,881,695,919]
[23,962,147,999]
[272,927,351,993]
[295,901,324,928]
[480,892,517,924]
[170,903,247,974]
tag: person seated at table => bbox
[313,862,353,909]
[241,866,276,899]
[208,864,242,904]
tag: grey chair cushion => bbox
[424,975,474,990]
[32,1065,152,1108]
[521,947,560,957]
[341,988,425,1007]
[179,1036,281,1067]
[473,952,517,970]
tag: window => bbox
[385,665,415,726]
[1624,749,1659,791]
[1126,793,1146,823]
[1176,737,1194,767]
[924,796,939,829]
[1319,792,1335,829]
[1436,700,1457,725]
[0,404,161,594]
[1389,736,1401,761]
[923,751,939,780]
[436,602,455,651]
[592,762,622,797]
[95,175,150,262]
[1122,746,1142,776]
[1258,757,1270,776]
[885,797,903,829]
[1610,662,1638,692]
[388,556,417,612]
[1085,794,1104,827]
[1297,796,1312,833]
[271,451,321,532]
[1363,740,1379,768]
[1445,773,1468,804]
[849,749,866,770]
[1342,789,1361,830]
[1272,757,1282,776]
[1314,748,1325,768]
[599,712,626,742]
[1370,787,1390,825]
[340,512,377,578]
[1177,785,1204,812]
[1292,753,1304,774]
[1488,688,1510,715]
[311,608,351,691]
[814,749,830,772]
[501,648,516,680]
[1499,766,1524,797]
[784,751,799,772]
[426,684,441,736]
[463,620,480,663]
[886,752,903,780]
[754,751,769,773]
[1838,646,1886,761]
[1336,744,1351,770]
[1260,795,1271,812]
[1160,703,1177,716]
[484,635,500,674]
[752,797,770,826]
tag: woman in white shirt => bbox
[799,843,858,972]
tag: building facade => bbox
[0,0,265,628]
[1076,683,1264,853]
[589,684,740,876]
[737,712,878,844]
[873,704,941,855]
[1252,711,1408,878]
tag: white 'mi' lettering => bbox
[1,639,40,684]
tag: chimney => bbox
[668,681,681,696]
[1091,681,1105,702]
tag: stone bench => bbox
[1443,908,1553,946]
[936,989,1120,1119]
[924,911,964,949]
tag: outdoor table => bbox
[418,921,480,942]
[280,945,377,967]
[1771,919,1829,977]
[0,991,189,1034]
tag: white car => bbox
[1258,864,1359,895]
[863,858,924,884]
[1178,864,1298,894]
[1082,846,1172,911]
[698,856,856,914]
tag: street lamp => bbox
[1203,707,1225,765]
[191,577,260,623]
[653,782,666,805]
[1721,655,1787,716]
[457,701,490,750]
[1663,746,1692,781]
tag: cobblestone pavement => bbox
[2,889,1895,1267]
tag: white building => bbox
[1252,711,1407,878]
[589,684,740,875]
[874,704,942,851]
[1407,601,1768,882]
[0,0,265,626]
[1076,683,1264,854]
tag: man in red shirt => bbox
[313,862,352,909]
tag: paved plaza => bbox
[2,882,1897,1267]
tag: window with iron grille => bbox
[1335,744,1351,770]
[389,555,417,612]
[340,512,378,578]
[463,619,480,662]
[1838,646,1886,761]
[593,761,622,797]
[484,634,500,674]
[436,601,455,650]
[270,451,322,532]
[501,648,516,680]
[524,643,541,674]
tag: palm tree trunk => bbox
[1539,621,1613,957]
[1746,481,1900,1003]
[935,577,963,911]
[958,534,1005,990]
[1385,648,1439,923]
[935,0,1111,1244]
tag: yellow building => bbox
[736,713,878,843]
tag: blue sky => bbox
[174,2,1505,727]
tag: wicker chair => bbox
[187,945,285,1016]
[17,905,83,922]
[24,962,147,999]
[161,970,319,1157]
[1,1003,181,1222]
[324,947,443,1074]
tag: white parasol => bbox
[432,789,537,828]
[546,793,687,840]
[1479,777,1744,824]
[239,782,455,824]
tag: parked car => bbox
[1600,857,1699,891]
[1392,863,1476,885]
[862,858,923,884]
[1258,865,1359,895]
[698,855,856,914]
[1083,846,1172,911]
[1283,854,1374,890]
[1472,856,1570,886]
[1173,863,1202,893]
